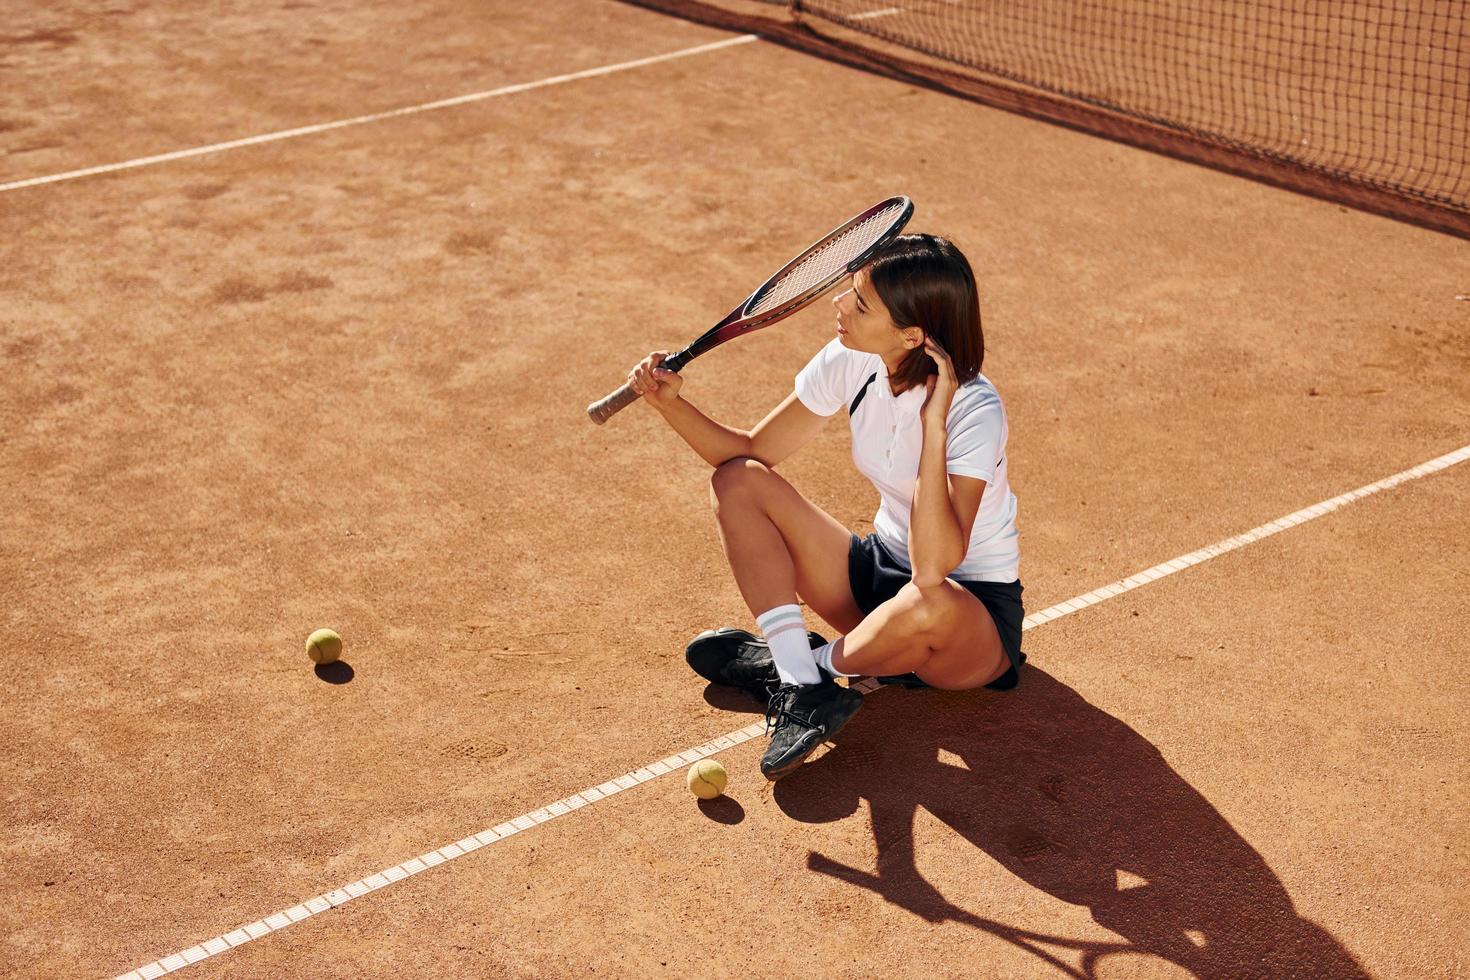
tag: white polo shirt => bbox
[794,337,1020,582]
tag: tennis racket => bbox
[587,195,914,425]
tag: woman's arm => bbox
[910,421,974,586]
[632,353,826,468]
[908,336,982,586]
[652,395,753,468]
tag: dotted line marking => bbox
[117,722,767,979]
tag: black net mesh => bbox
[628,0,1470,238]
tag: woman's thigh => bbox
[714,459,866,635]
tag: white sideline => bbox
[1015,443,1470,630]
[117,442,1470,978]
[0,35,757,194]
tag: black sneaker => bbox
[685,627,827,703]
[760,680,864,780]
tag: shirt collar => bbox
[875,356,926,416]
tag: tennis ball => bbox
[687,759,727,800]
[306,628,342,665]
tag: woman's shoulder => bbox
[796,338,882,416]
[956,372,1003,407]
[947,372,1006,427]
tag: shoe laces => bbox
[764,685,809,734]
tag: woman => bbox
[627,233,1024,780]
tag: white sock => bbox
[756,604,822,686]
[815,639,857,677]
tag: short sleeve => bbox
[794,338,876,417]
[945,385,1005,482]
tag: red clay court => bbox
[1,2,1466,977]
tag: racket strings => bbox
[746,201,909,318]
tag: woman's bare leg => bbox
[829,581,1009,690]
[709,458,864,635]
[709,458,1008,691]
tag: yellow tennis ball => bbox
[687,759,727,800]
[306,628,342,665]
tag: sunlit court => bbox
[2,2,1467,977]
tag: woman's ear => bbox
[901,326,925,350]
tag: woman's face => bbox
[831,267,920,358]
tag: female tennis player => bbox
[626,234,1024,780]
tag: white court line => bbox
[0,35,757,194]
[1014,442,1470,631]
[117,441,1470,979]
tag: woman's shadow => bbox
[772,667,1368,979]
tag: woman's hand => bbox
[628,351,683,407]
[918,335,958,426]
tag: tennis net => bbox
[628,0,1470,238]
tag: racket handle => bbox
[586,382,642,425]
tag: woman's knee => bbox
[709,456,772,505]
[893,581,966,639]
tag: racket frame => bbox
[588,195,914,424]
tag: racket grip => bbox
[586,382,642,425]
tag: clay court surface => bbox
[2,2,1467,977]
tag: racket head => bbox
[587,196,913,424]
[686,195,913,357]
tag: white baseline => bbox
[119,441,1470,978]
[0,35,757,194]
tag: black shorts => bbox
[848,532,1027,690]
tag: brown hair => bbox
[866,234,984,393]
